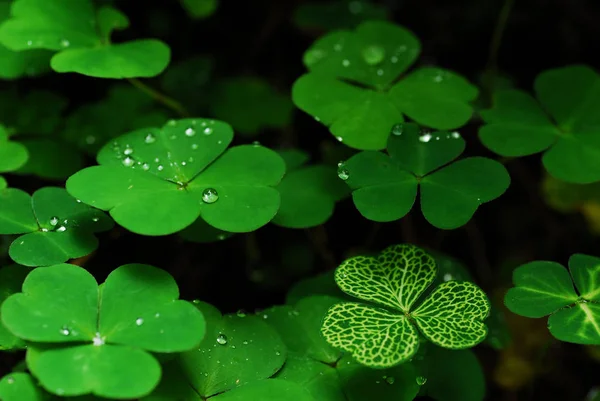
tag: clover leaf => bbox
[0,187,113,266]
[210,77,294,137]
[479,65,600,184]
[293,0,389,31]
[272,149,349,228]
[0,264,32,350]
[1,263,206,398]
[0,373,45,401]
[0,0,170,78]
[143,301,287,400]
[66,118,285,235]
[340,123,510,229]
[0,125,27,173]
[292,20,478,150]
[321,244,490,368]
[505,253,600,344]
[180,0,218,20]
[0,175,6,189]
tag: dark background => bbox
[2,0,600,400]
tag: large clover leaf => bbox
[479,65,600,184]
[292,20,478,150]
[0,187,113,266]
[0,0,170,78]
[1,263,206,398]
[505,253,600,344]
[340,123,510,229]
[321,244,490,368]
[66,118,286,235]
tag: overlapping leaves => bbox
[505,253,600,344]
[0,0,170,78]
[0,187,113,266]
[479,65,600,184]
[292,20,478,150]
[1,263,206,398]
[340,123,510,229]
[66,118,286,235]
[322,244,490,368]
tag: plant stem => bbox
[485,0,516,99]
[128,78,189,117]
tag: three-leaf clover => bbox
[66,118,286,235]
[1,263,206,398]
[479,65,600,184]
[0,0,170,78]
[321,244,490,368]
[0,187,113,266]
[292,20,478,150]
[340,123,510,229]
[505,253,600,344]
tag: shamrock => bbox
[0,0,170,78]
[321,244,490,368]
[66,118,286,236]
[505,253,600,344]
[1,263,206,398]
[479,65,600,184]
[340,123,510,229]
[292,20,478,150]
[0,187,113,266]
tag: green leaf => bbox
[15,139,83,179]
[0,125,28,173]
[275,355,346,401]
[180,0,218,19]
[505,254,600,344]
[273,158,349,228]
[0,373,45,401]
[0,0,170,78]
[0,175,6,189]
[161,56,213,113]
[210,77,293,136]
[179,217,233,243]
[286,269,347,305]
[293,0,389,31]
[2,263,206,398]
[0,90,67,135]
[0,187,113,266]
[0,264,32,350]
[479,65,600,184]
[322,244,491,368]
[66,119,286,235]
[211,379,314,401]
[343,124,510,228]
[292,21,478,150]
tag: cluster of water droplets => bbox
[390,123,462,143]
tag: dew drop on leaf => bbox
[337,162,350,181]
[236,310,247,317]
[216,334,228,345]
[142,163,150,171]
[49,216,59,226]
[362,45,385,66]
[56,226,66,232]
[135,318,144,326]
[419,133,432,143]
[416,376,427,386]
[335,136,343,142]
[122,156,135,167]
[6,376,14,384]
[157,165,164,171]
[145,133,156,144]
[342,59,351,67]
[192,299,201,304]
[385,376,395,385]
[59,326,71,336]
[123,147,133,156]
[202,188,219,204]
[203,127,213,135]
[60,39,70,47]
[191,143,199,150]
[93,332,104,346]
[391,124,403,136]
[92,217,99,222]
[305,49,326,65]
[451,131,461,139]
[185,127,196,137]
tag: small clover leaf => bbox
[505,254,600,344]
[479,65,600,184]
[0,373,45,401]
[272,149,350,228]
[1,263,206,398]
[66,118,286,235]
[342,123,510,229]
[0,264,32,350]
[0,0,170,78]
[321,244,490,368]
[0,125,27,173]
[0,187,113,266]
[292,20,478,150]
[293,0,389,31]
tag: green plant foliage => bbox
[479,65,600,184]
[505,253,600,344]
[0,124,28,173]
[2,263,206,398]
[161,56,214,113]
[0,187,113,266]
[0,264,32,350]
[0,0,170,78]
[322,244,490,368]
[0,175,6,189]
[180,0,218,19]
[0,90,67,135]
[294,0,389,31]
[210,77,294,136]
[340,123,510,228]
[16,139,84,180]
[179,217,233,243]
[0,373,45,401]
[66,118,286,235]
[272,150,349,228]
[292,20,478,150]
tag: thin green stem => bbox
[128,78,189,117]
[485,0,516,100]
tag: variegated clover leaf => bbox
[505,253,600,344]
[321,244,490,368]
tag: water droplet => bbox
[122,156,134,167]
[362,45,385,65]
[376,69,384,76]
[216,334,228,345]
[192,299,201,304]
[145,133,156,144]
[93,332,104,346]
[416,376,427,386]
[202,188,219,204]
[451,131,461,139]
[141,163,150,171]
[334,43,343,51]
[85,135,96,145]
[391,56,399,63]
[305,49,326,65]
[181,161,187,166]
[275,351,281,356]
[385,376,395,385]
[56,226,66,232]
[342,59,351,67]
[191,143,199,150]
[335,136,343,142]
[217,234,226,240]
[397,45,407,53]
[391,124,403,136]
[337,162,350,181]
[50,216,59,226]
[236,310,247,318]
[59,326,71,336]
[419,133,432,143]
[243,340,249,345]
[135,318,144,326]
[167,120,177,126]
[203,127,213,135]
[6,376,14,384]
[92,217,99,222]
[443,273,453,282]
[60,39,70,47]
[26,40,33,46]
[157,165,164,171]
[433,74,443,83]
[123,147,133,156]
[185,127,196,137]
